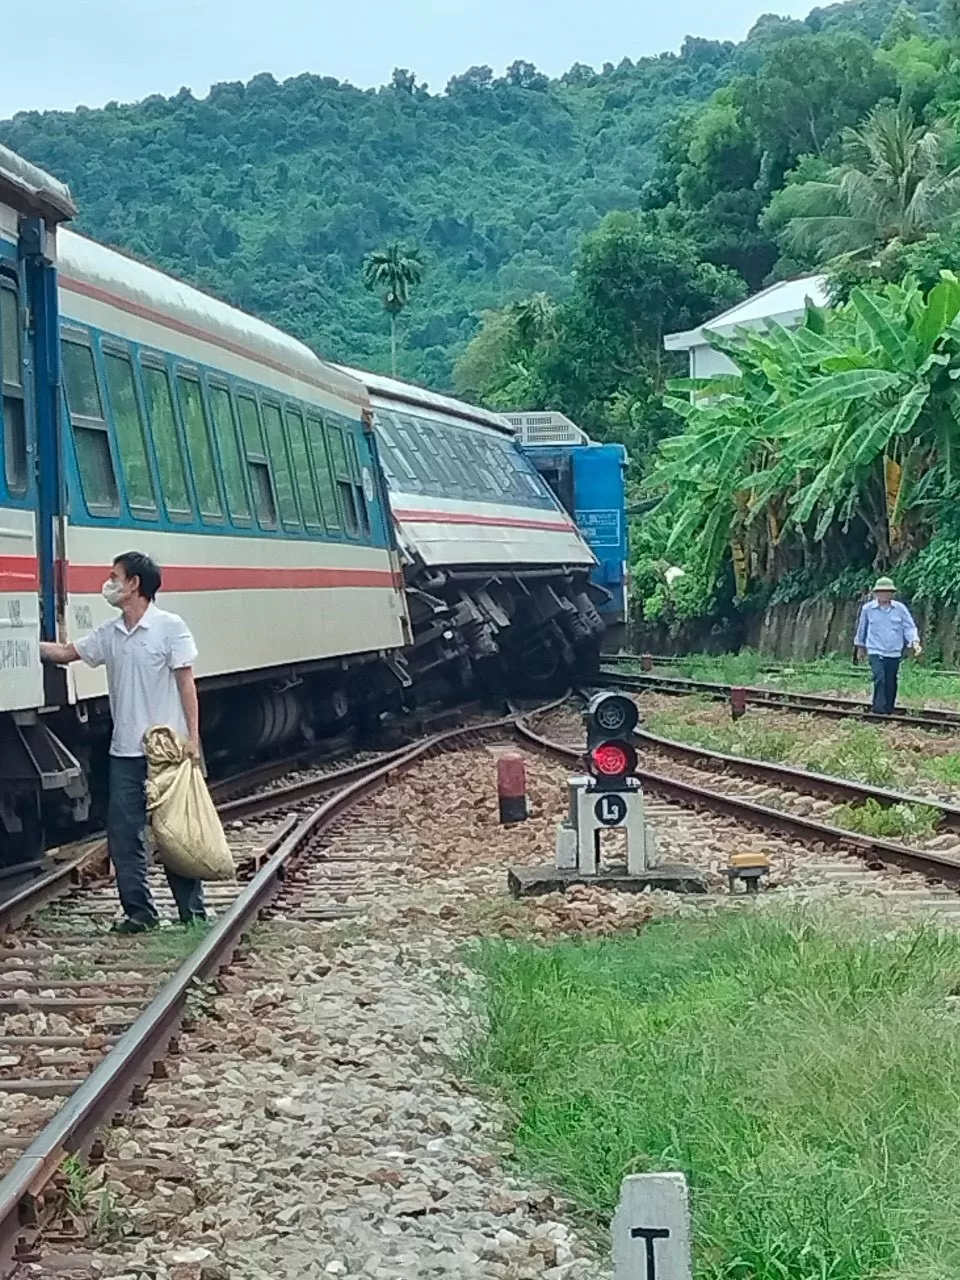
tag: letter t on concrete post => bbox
[612,1173,692,1280]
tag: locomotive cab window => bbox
[236,393,277,528]
[101,346,157,516]
[61,334,118,512]
[0,277,26,495]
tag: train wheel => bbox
[0,794,45,868]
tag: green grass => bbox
[806,724,899,788]
[466,908,960,1279]
[831,797,942,841]
[641,650,960,708]
[918,752,960,786]
[645,706,795,764]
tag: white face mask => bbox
[102,578,126,607]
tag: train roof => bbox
[335,365,516,437]
[0,144,76,222]
[58,229,368,407]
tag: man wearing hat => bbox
[854,577,921,715]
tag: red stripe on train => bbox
[65,564,397,593]
[392,508,577,533]
[0,556,40,592]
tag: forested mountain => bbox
[0,0,940,388]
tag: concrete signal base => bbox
[508,863,708,898]
[507,775,707,898]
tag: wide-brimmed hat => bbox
[873,576,897,592]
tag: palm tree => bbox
[362,242,426,376]
[780,104,960,262]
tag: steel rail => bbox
[633,727,960,830]
[597,668,960,731]
[0,716,514,1275]
[513,718,960,885]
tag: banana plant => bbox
[648,272,960,595]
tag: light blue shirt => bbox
[854,599,919,658]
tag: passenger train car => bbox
[337,367,604,693]
[0,144,603,862]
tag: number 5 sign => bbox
[612,1173,692,1280]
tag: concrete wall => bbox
[746,596,960,664]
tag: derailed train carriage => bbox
[0,145,605,862]
[337,366,606,695]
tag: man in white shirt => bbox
[40,552,206,933]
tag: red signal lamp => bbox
[590,739,637,779]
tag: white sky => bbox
[2,0,817,118]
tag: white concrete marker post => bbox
[612,1173,692,1280]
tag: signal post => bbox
[508,692,707,897]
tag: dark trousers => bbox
[868,654,901,716]
[107,756,206,925]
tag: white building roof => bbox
[664,274,830,352]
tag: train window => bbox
[236,394,277,528]
[374,414,418,486]
[0,279,26,495]
[285,407,322,530]
[208,384,250,522]
[177,375,223,521]
[141,362,191,518]
[102,350,157,514]
[61,337,118,512]
[393,415,433,485]
[325,423,359,536]
[306,415,340,531]
[0,295,25,496]
[417,421,455,486]
[430,423,472,489]
[261,401,300,529]
[344,432,371,537]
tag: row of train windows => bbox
[0,273,27,497]
[374,409,547,507]
[60,333,371,539]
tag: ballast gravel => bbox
[33,742,960,1280]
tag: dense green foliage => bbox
[0,0,943,390]
[10,0,960,635]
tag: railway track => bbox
[0,711,528,1274]
[597,666,960,730]
[9,696,960,1273]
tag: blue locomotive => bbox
[508,412,628,649]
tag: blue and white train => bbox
[0,144,619,862]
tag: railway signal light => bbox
[585,692,639,788]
